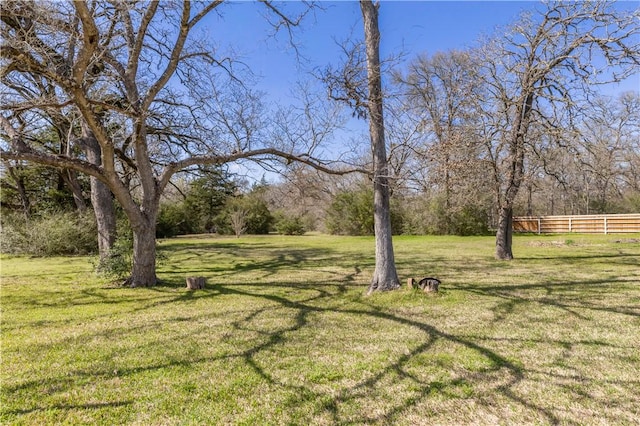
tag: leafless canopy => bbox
[0,0,351,286]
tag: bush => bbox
[325,187,404,236]
[215,196,273,235]
[1,211,98,256]
[274,212,306,235]
[95,225,133,280]
[325,189,374,235]
[156,202,197,238]
[450,205,491,236]
[401,195,491,236]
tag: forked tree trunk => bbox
[361,0,400,294]
[495,206,514,260]
[494,92,532,261]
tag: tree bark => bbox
[361,0,400,294]
[80,127,117,260]
[495,206,514,260]
[127,219,158,287]
[494,89,531,260]
[91,178,116,259]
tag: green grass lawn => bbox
[1,233,639,425]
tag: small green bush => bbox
[274,212,306,235]
[95,226,133,280]
[1,211,98,256]
[325,187,404,236]
[156,202,197,238]
[450,204,491,236]
[325,189,374,235]
[215,196,273,235]
[402,196,490,236]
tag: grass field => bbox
[1,233,639,425]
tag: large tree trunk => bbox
[361,0,400,294]
[495,206,514,260]
[370,191,400,292]
[81,127,117,260]
[91,176,117,259]
[127,219,158,287]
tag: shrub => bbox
[1,211,98,256]
[401,195,491,236]
[450,204,491,236]
[215,196,273,235]
[325,189,374,235]
[274,212,306,235]
[325,187,404,236]
[156,202,197,238]
[95,226,133,280]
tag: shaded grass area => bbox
[1,234,639,425]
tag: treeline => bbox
[1,159,494,258]
[2,93,637,256]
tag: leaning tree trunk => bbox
[495,206,514,260]
[361,0,400,294]
[81,127,117,260]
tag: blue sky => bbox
[202,1,639,101]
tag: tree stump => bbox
[186,276,205,290]
[417,277,440,293]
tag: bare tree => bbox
[75,124,117,260]
[320,1,401,292]
[1,0,349,287]
[617,92,640,196]
[360,0,400,293]
[229,208,248,238]
[1,158,31,218]
[476,1,640,259]
[574,92,640,212]
[397,50,493,232]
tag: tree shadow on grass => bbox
[228,279,640,423]
[5,240,639,424]
[155,244,372,291]
[453,276,640,319]
[196,284,568,424]
[3,400,134,417]
[6,274,639,424]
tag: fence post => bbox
[604,216,608,235]
[569,217,572,233]
[537,217,541,234]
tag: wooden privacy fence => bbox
[513,214,640,234]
